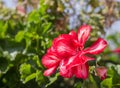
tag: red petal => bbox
[65,54,95,70]
[53,34,72,45]
[69,30,77,39]
[78,25,91,47]
[84,38,107,54]
[42,53,60,68]
[43,66,57,76]
[59,59,74,78]
[55,39,76,58]
[75,63,89,79]
[63,55,78,69]
[59,55,92,78]
[69,30,80,47]
[47,46,56,53]
[96,66,107,80]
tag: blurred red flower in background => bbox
[112,48,120,53]
[42,25,107,79]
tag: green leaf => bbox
[45,73,59,87]
[82,75,98,88]
[20,63,31,75]
[36,70,46,85]
[0,56,13,74]
[42,22,52,34]
[101,78,112,88]
[89,74,98,88]
[112,67,120,87]
[74,82,82,88]
[107,66,120,87]
[0,21,7,38]
[116,65,120,75]
[32,55,43,69]
[15,31,24,42]
[28,10,40,23]
[20,63,32,83]
[24,73,36,83]
[107,68,114,77]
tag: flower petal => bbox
[69,30,80,47]
[53,34,72,45]
[43,66,57,76]
[63,55,78,69]
[65,54,95,70]
[55,39,76,58]
[47,46,54,53]
[78,25,91,47]
[42,53,60,68]
[69,30,77,39]
[84,38,107,54]
[75,63,89,79]
[60,59,74,78]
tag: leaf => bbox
[112,67,120,87]
[45,73,59,87]
[32,55,43,69]
[23,73,36,83]
[101,78,112,88]
[82,75,98,88]
[107,68,114,77]
[19,63,32,83]
[74,82,82,88]
[116,65,120,75]
[0,57,12,74]
[89,74,98,88]
[15,31,24,42]
[27,10,40,23]
[36,70,46,86]
[0,21,7,38]
[19,63,31,75]
[107,66,120,87]
[19,63,37,84]
[42,22,52,34]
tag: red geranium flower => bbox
[42,25,107,79]
[95,66,107,80]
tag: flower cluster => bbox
[42,25,107,79]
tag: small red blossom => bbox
[95,66,107,80]
[42,25,107,79]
